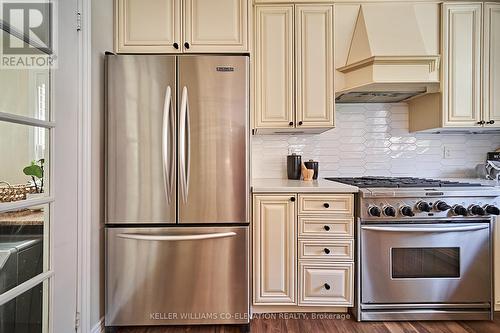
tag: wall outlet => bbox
[443,146,453,159]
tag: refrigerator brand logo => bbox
[1,0,57,68]
[216,66,235,72]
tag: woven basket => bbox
[0,182,38,203]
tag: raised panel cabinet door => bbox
[115,0,181,53]
[254,5,294,129]
[295,5,334,128]
[183,0,248,52]
[442,3,482,127]
[484,3,500,127]
[253,195,296,304]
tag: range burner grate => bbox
[325,177,483,188]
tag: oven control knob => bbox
[469,205,486,216]
[435,201,451,212]
[416,201,431,212]
[383,206,396,217]
[368,206,381,217]
[485,205,500,215]
[453,205,468,216]
[400,206,415,217]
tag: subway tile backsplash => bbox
[252,104,500,179]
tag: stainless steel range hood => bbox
[336,4,440,103]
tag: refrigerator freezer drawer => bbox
[105,226,249,326]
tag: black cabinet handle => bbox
[487,120,495,125]
[323,225,330,231]
[324,283,331,290]
[477,120,486,125]
[298,121,303,126]
[323,248,330,254]
[184,42,190,49]
[289,121,294,126]
[323,203,330,208]
[173,42,179,49]
[290,197,295,202]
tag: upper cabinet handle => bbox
[298,121,303,126]
[477,120,486,125]
[487,120,495,125]
[173,42,179,49]
[184,42,190,49]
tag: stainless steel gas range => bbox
[326,177,500,321]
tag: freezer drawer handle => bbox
[361,225,489,233]
[116,232,237,241]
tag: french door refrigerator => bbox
[105,55,249,327]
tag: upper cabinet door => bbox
[442,3,482,127]
[115,0,181,53]
[183,0,248,52]
[484,3,500,127]
[254,5,294,129]
[295,5,334,129]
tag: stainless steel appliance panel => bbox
[105,226,249,326]
[178,56,248,224]
[106,55,176,224]
[361,222,491,304]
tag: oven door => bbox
[361,222,491,304]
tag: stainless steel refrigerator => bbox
[105,55,249,327]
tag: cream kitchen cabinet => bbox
[115,0,248,53]
[441,2,482,127]
[253,193,354,310]
[253,4,334,133]
[253,194,296,304]
[484,2,500,125]
[115,0,181,53]
[409,2,500,131]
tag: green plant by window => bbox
[23,159,44,193]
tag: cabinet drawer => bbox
[299,262,353,306]
[298,216,354,239]
[299,240,353,261]
[298,194,353,215]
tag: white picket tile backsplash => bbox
[252,104,500,179]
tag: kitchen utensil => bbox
[304,159,319,179]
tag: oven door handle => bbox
[361,225,489,232]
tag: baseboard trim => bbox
[91,317,104,333]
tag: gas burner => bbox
[325,176,483,188]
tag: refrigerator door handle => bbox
[162,86,172,204]
[116,232,237,241]
[179,86,190,203]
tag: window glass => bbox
[0,122,49,199]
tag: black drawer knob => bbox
[173,42,179,49]
[184,42,190,49]
[324,283,331,290]
[323,203,330,208]
[478,120,486,125]
[298,121,303,126]
[323,225,330,231]
[290,197,295,202]
[289,121,293,126]
[487,120,495,125]
[324,248,330,254]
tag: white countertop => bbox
[251,178,359,193]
